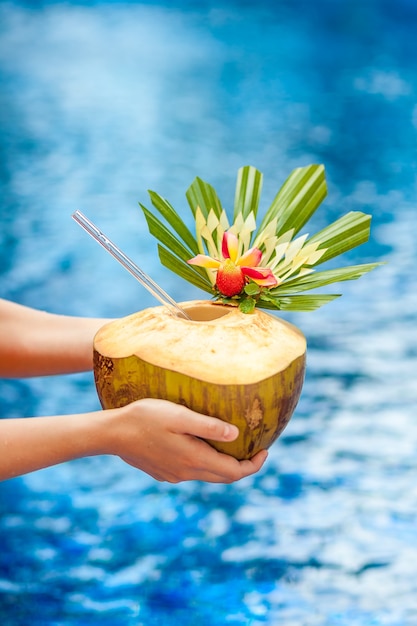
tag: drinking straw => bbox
[72,210,190,320]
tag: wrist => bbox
[91,404,138,458]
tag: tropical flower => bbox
[187,231,278,297]
[140,164,382,313]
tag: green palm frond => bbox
[186,177,224,220]
[257,163,327,237]
[258,293,341,312]
[234,165,263,221]
[141,193,199,254]
[139,164,383,312]
[307,211,373,264]
[269,263,381,295]
[157,246,213,293]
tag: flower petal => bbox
[222,231,239,262]
[238,246,262,268]
[187,254,221,268]
[242,266,279,287]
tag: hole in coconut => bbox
[183,304,232,322]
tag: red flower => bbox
[188,231,278,297]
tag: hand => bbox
[0,399,267,483]
[104,398,268,483]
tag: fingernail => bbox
[224,424,239,439]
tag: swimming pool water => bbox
[1,1,417,624]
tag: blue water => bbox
[1,1,417,624]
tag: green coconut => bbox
[93,300,306,460]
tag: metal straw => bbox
[72,210,190,320]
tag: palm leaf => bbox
[258,293,340,311]
[144,193,199,254]
[270,262,383,295]
[234,165,263,221]
[141,206,196,262]
[157,245,213,293]
[307,211,373,264]
[186,176,224,220]
[257,164,327,238]
[139,163,382,313]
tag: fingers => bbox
[196,452,269,484]
[172,404,240,442]
[180,438,269,484]
[118,399,268,484]
[238,449,269,475]
[202,451,269,484]
[159,402,270,481]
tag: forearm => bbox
[0,411,112,481]
[0,299,109,377]
[0,400,268,483]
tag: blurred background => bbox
[0,0,416,624]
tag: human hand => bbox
[103,398,268,483]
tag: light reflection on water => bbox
[1,1,417,624]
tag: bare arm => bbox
[0,399,268,483]
[0,299,268,483]
[0,298,108,377]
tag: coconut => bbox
[93,300,306,460]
